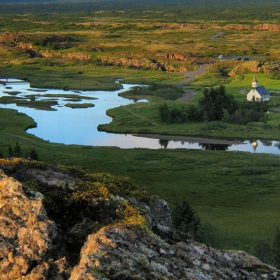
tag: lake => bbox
[1,78,280,154]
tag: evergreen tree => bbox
[0,150,3,158]
[14,142,21,157]
[172,200,201,239]
[273,226,280,268]
[159,103,170,123]
[29,148,39,160]
[8,145,14,157]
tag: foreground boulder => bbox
[0,161,279,279]
[0,169,69,279]
[70,224,280,280]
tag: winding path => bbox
[122,106,159,126]
[177,64,209,102]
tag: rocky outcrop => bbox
[0,169,70,279]
[156,52,196,63]
[98,55,194,72]
[253,24,280,32]
[0,33,93,61]
[70,224,279,280]
[228,61,277,76]
[0,160,279,279]
[225,23,280,31]
[225,24,252,30]
[40,50,93,60]
[99,56,169,71]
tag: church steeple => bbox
[252,75,258,89]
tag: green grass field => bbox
[0,108,280,261]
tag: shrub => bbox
[159,103,202,124]
[201,121,227,131]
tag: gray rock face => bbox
[0,163,279,279]
[0,170,69,279]
[69,225,279,280]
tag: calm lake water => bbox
[1,78,280,154]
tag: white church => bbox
[247,75,270,101]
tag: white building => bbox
[247,75,270,101]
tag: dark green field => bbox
[0,108,280,265]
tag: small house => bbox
[247,75,270,101]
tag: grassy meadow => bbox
[1,108,280,260]
[0,0,280,266]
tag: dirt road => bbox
[177,64,209,102]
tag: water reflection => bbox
[159,139,169,148]
[260,140,273,147]
[199,143,230,151]
[0,78,280,154]
[275,142,280,150]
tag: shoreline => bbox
[133,134,246,145]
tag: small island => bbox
[64,103,95,109]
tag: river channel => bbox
[1,78,280,154]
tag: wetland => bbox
[1,78,280,153]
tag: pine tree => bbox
[29,148,39,160]
[273,226,280,268]
[8,145,14,157]
[14,142,21,157]
[172,200,201,239]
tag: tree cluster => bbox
[198,85,237,122]
[222,101,268,124]
[159,103,202,123]
[8,142,39,160]
[159,85,269,125]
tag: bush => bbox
[222,101,269,125]
[201,121,227,131]
[159,103,202,124]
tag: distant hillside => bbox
[0,0,57,2]
[0,0,279,23]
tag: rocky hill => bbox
[0,158,279,279]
